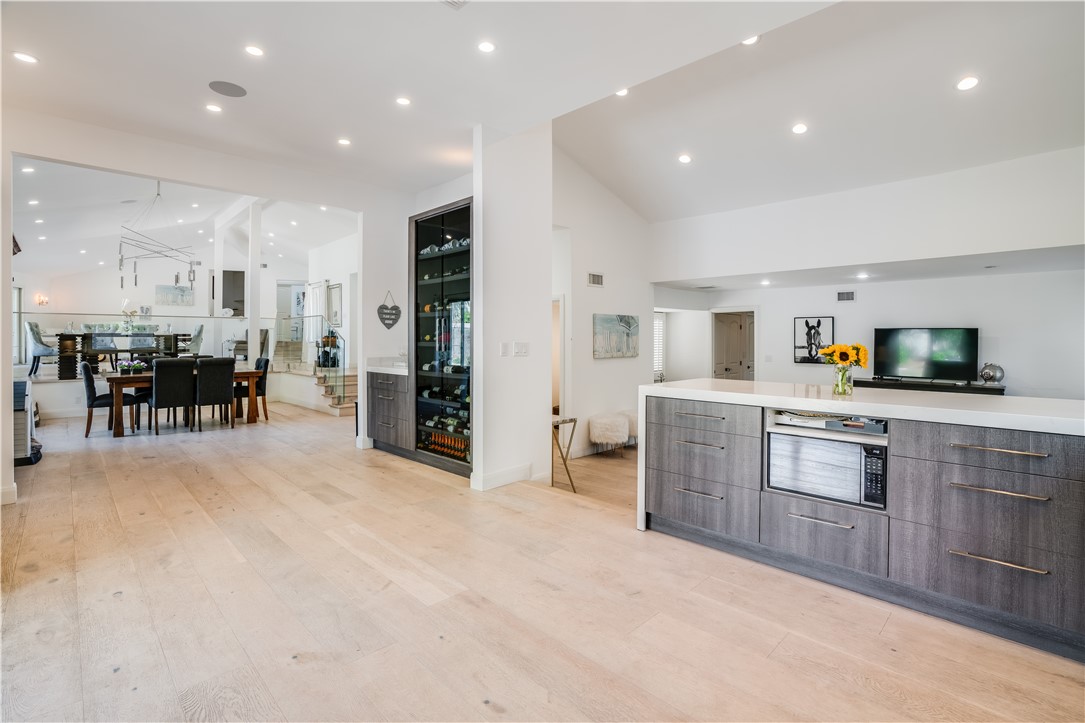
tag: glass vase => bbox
[832,364,853,397]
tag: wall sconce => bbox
[35,294,49,306]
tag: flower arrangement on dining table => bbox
[817,343,869,396]
[116,360,147,375]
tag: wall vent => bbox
[837,290,856,302]
[587,272,604,288]
[260,263,268,269]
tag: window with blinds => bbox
[653,312,665,382]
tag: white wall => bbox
[663,310,713,382]
[698,270,1084,399]
[473,123,553,488]
[553,148,654,458]
[414,173,473,217]
[649,147,1085,283]
[309,233,357,368]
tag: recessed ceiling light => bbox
[319,206,327,211]
[792,123,808,134]
[197,229,204,234]
[742,35,760,45]
[208,238,214,243]
[268,232,275,237]
[98,261,105,265]
[34,219,43,224]
[478,41,495,53]
[290,220,297,226]
[206,104,223,113]
[21,167,34,173]
[760,280,770,286]
[245,45,264,57]
[278,253,283,258]
[338,138,351,146]
[28,200,39,205]
[268,241,274,246]
[957,76,979,91]
[79,249,86,254]
[678,154,692,164]
[615,89,629,97]
[396,97,411,106]
[13,52,38,64]
[191,203,199,208]
[37,236,46,241]
[856,272,870,280]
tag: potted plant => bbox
[130,360,147,374]
[117,360,134,375]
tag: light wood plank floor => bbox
[4,405,1083,722]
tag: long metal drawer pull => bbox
[673,487,724,501]
[786,512,854,529]
[378,422,395,428]
[377,379,394,385]
[377,394,394,400]
[674,411,726,420]
[948,443,1049,459]
[948,482,1051,502]
[675,440,725,450]
[947,549,1050,575]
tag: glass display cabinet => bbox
[409,199,472,475]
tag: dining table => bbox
[103,368,266,437]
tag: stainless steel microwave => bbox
[767,430,887,509]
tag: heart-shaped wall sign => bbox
[377,304,401,329]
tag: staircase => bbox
[273,339,304,371]
[315,367,357,416]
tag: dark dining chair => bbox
[234,357,269,421]
[195,357,236,431]
[80,361,137,437]
[148,358,196,434]
[25,321,58,376]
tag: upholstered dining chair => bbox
[234,357,270,421]
[147,358,196,434]
[25,321,58,376]
[188,324,204,354]
[80,361,137,437]
[195,357,236,431]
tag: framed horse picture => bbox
[794,316,834,363]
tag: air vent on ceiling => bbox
[837,290,856,302]
[587,272,604,288]
[260,263,268,269]
[442,0,468,9]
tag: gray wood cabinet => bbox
[645,423,762,490]
[891,420,1085,481]
[646,397,761,437]
[760,491,889,577]
[890,519,1085,633]
[646,469,759,542]
[367,372,410,450]
[890,457,1084,557]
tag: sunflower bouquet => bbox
[817,343,869,396]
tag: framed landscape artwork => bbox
[794,316,834,363]
[593,314,639,359]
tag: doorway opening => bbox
[712,310,756,380]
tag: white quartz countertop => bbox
[366,357,408,376]
[640,379,1085,436]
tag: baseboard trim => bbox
[648,513,1085,663]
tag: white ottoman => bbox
[620,409,638,442]
[589,413,630,455]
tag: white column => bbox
[2,144,17,504]
[247,204,262,361]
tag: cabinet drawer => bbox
[889,520,1085,633]
[645,423,761,489]
[367,412,411,449]
[890,457,1084,557]
[760,492,889,577]
[367,372,408,393]
[891,420,1084,481]
[367,388,409,420]
[646,470,759,542]
[646,397,761,437]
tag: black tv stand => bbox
[855,377,1006,396]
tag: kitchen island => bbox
[637,379,1085,661]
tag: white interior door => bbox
[743,312,756,380]
[713,313,743,379]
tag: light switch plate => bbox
[500,342,510,357]
[514,342,529,357]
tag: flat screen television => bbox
[873,328,979,382]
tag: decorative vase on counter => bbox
[832,364,853,397]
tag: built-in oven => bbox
[766,412,888,509]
